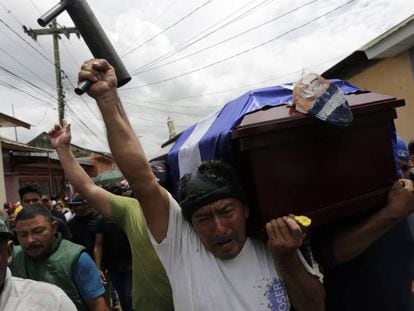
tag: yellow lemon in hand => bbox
[288,214,311,228]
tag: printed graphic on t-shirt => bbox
[255,277,290,311]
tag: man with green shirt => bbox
[49,120,173,311]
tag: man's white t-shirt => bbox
[149,195,315,311]
[0,268,76,311]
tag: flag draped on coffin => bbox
[167,80,360,193]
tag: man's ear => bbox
[51,221,58,235]
[7,240,13,266]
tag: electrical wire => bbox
[0,17,55,66]
[130,0,277,75]
[133,0,318,75]
[0,64,58,103]
[0,79,55,107]
[0,46,56,90]
[122,0,213,57]
[121,0,180,54]
[124,0,355,89]
[123,100,212,117]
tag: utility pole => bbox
[23,20,80,125]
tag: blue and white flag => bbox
[168,80,360,192]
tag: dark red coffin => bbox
[231,92,405,235]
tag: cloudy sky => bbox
[0,0,413,157]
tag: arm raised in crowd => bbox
[49,121,111,219]
[77,59,169,242]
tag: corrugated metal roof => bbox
[0,112,30,129]
[360,14,414,52]
[323,14,414,78]
[0,136,51,152]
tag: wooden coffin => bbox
[231,92,405,235]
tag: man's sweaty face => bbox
[15,215,56,260]
[192,198,248,260]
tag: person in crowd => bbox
[401,138,414,301]
[42,195,67,223]
[0,205,9,225]
[397,136,413,179]
[75,58,326,310]
[3,202,11,215]
[408,140,414,165]
[18,183,42,207]
[67,194,102,258]
[41,195,53,209]
[95,185,133,311]
[54,199,65,214]
[7,202,23,245]
[18,183,71,240]
[63,197,75,222]
[310,135,414,310]
[49,121,174,311]
[10,203,108,310]
[0,217,77,310]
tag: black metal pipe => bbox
[65,0,131,94]
[38,0,131,95]
[37,1,67,27]
[74,80,92,95]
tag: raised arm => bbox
[78,59,169,242]
[266,217,325,311]
[49,121,111,219]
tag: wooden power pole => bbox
[23,20,80,124]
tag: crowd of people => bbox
[1,58,414,310]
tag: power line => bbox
[0,1,55,67]
[0,18,55,66]
[132,0,318,75]
[130,0,276,75]
[0,26,53,71]
[123,100,212,117]
[153,0,180,23]
[119,53,345,111]
[121,93,220,109]
[122,0,213,57]
[62,72,108,140]
[122,54,345,131]
[65,109,102,149]
[0,3,105,142]
[65,104,108,150]
[0,78,55,107]
[0,0,24,25]
[0,63,58,104]
[121,0,180,55]
[0,46,56,90]
[0,5,106,141]
[29,0,42,15]
[60,39,83,70]
[116,54,344,133]
[124,0,354,89]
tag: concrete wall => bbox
[4,174,19,203]
[347,49,414,143]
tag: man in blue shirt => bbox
[11,204,107,311]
